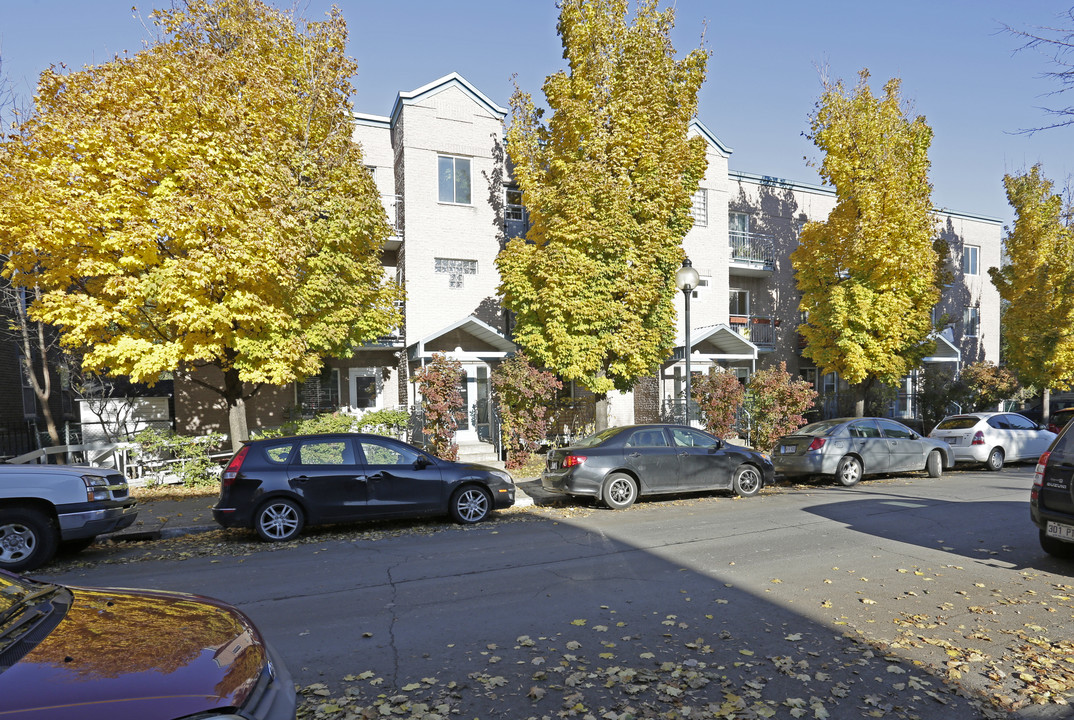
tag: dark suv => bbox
[1030,420,1074,558]
[213,433,515,541]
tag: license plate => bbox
[780,445,796,455]
[1046,521,1074,542]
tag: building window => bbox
[296,369,340,416]
[691,189,708,227]
[506,187,525,221]
[691,275,710,299]
[728,212,749,235]
[438,156,471,204]
[729,289,749,316]
[350,368,379,410]
[435,257,478,288]
[963,306,980,337]
[962,245,979,276]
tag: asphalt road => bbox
[44,464,1074,719]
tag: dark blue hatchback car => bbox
[213,433,515,541]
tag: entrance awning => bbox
[670,324,759,364]
[922,332,961,364]
[408,316,516,363]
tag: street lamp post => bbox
[675,258,700,426]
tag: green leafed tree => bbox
[0,0,402,447]
[497,0,708,429]
[792,70,939,416]
[989,166,1074,418]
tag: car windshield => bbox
[935,416,981,430]
[794,420,846,437]
[573,427,627,448]
[0,573,60,628]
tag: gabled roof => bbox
[923,332,961,364]
[689,119,733,156]
[390,73,508,127]
[408,316,515,361]
[671,324,757,362]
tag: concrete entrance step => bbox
[456,441,501,467]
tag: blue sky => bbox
[2,1,1071,226]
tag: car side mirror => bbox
[415,455,430,469]
[712,438,724,450]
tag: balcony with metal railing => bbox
[728,315,777,350]
[729,230,775,276]
[382,194,403,250]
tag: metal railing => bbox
[382,194,403,237]
[728,316,776,348]
[729,230,775,268]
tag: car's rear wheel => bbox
[1040,529,1074,559]
[0,508,59,572]
[985,447,1004,472]
[254,497,305,542]
[926,450,943,478]
[450,486,492,524]
[602,474,638,510]
[732,464,762,497]
[836,456,862,487]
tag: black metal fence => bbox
[0,421,36,460]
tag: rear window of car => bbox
[935,417,980,430]
[263,442,295,464]
[1050,422,1074,456]
[796,420,846,436]
[574,427,624,448]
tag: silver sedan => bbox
[772,417,954,486]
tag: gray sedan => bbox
[771,417,953,486]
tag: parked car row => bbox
[4,415,1073,720]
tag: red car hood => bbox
[0,585,267,720]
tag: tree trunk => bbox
[594,394,610,432]
[223,365,249,451]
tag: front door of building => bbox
[456,364,492,444]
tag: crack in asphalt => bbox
[384,561,401,685]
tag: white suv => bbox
[0,464,138,571]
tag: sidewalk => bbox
[106,478,557,542]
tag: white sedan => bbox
[929,411,1056,471]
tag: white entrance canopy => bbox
[408,316,516,363]
[671,324,759,366]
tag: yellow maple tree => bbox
[792,70,938,416]
[497,0,708,428]
[0,0,401,444]
[989,166,1074,411]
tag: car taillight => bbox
[222,446,250,487]
[562,454,587,468]
[1032,452,1050,501]
[807,438,826,452]
[971,431,985,446]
